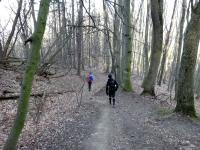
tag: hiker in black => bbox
[106,74,118,106]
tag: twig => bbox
[80,0,96,27]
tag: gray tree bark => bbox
[143,1,150,77]
[103,0,111,73]
[175,2,200,117]
[113,0,122,83]
[174,0,187,100]
[121,0,133,91]
[141,0,163,96]
[77,0,83,75]
[72,0,76,69]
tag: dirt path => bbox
[80,87,200,150]
[18,73,200,150]
[82,106,112,150]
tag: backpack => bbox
[89,75,94,81]
[109,79,117,91]
[87,74,94,82]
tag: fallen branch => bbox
[0,90,75,101]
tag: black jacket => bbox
[106,78,118,94]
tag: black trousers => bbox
[88,81,92,91]
[108,91,115,105]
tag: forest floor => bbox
[1,68,200,150]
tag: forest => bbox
[1,0,200,149]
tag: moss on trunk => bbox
[175,101,197,118]
[175,2,200,118]
[3,1,50,149]
[141,0,163,96]
[121,0,133,92]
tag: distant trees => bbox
[0,0,23,63]
[157,0,177,86]
[3,0,50,149]
[103,0,133,91]
[103,0,200,119]
[0,0,200,125]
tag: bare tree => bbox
[2,0,23,60]
[103,0,111,73]
[113,0,122,83]
[77,0,83,75]
[143,1,150,77]
[174,0,187,100]
[141,0,163,96]
[3,0,50,149]
[175,2,200,117]
[72,0,76,68]
[121,0,133,91]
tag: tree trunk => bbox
[77,0,83,75]
[175,2,200,118]
[143,2,150,77]
[121,0,133,91]
[88,0,91,68]
[103,0,111,73]
[72,0,76,69]
[194,63,200,96]
[141,0,163,96]
[143,3,150,77]
[174,0,187,100]
[61,0,68,65]
[113,0,122,83]
[3,0,50,149]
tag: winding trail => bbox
[26,73,200,150]
[79,72,200,150]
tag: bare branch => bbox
[80,0,96,27]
